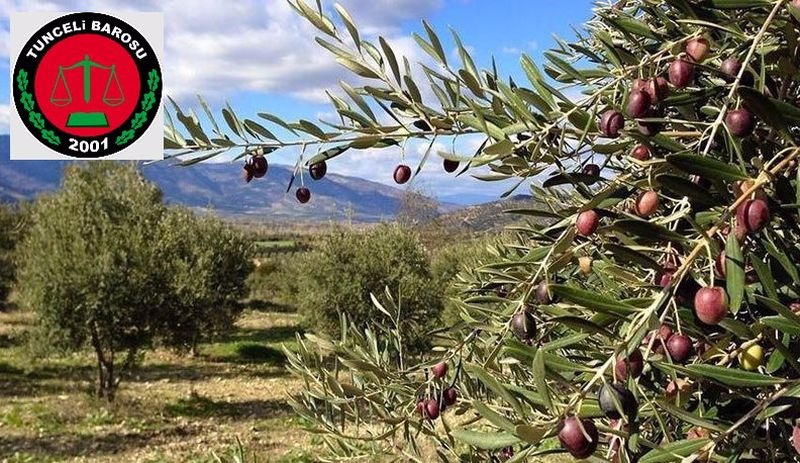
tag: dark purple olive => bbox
[443,159,460,173]
[736,198,770,234]
[250,156,268,178]
[666,334,694,363]
[654,263,677,288]
[615,348,644,379]
[627,90,651,119]
[558,417,598,459]
[599,110,625,138]
[535,281,554,304]
[725,109,755,137]
[719,59,754,86]
[645,324,674,354]
[583,163,601,177]
[443,387,458,406]
[296,187,311,204]
[720,58,742,83]
[425,399,440,420]
[309,161,327,180]
[646,77,669,104]
[394,165,412,184]
[432,362,448,379]
[598,383,637,420]
[242,166,254,184]
[511,311,537,342]
[668,59,695,88]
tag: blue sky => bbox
[1,1,597,204]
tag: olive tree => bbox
[170,0,800,461]
[158,208,253,355]
[17,164,252,399]
[17,163,170,399]
[0,204,23,307]
[294,224,443,353]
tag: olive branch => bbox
[15,69,61,146]
[115,69,161,146]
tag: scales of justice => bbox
[50,54,125,128]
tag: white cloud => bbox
[450,44,475,61]
[0,104,9,134]
[502,41,537,55]
[0,24,8,59]
[0,0,444,102]
[0,1,524,201]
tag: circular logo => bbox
[12,12,162,158]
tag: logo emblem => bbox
[11,12,162,159]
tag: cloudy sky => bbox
[1,0,595,204]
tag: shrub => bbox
[247,253,305,310]
[430,237,496,326]
[293,224,442,352]
[0,204,22,306]
[158,208,252,354]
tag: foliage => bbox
[430,237,497,327]
[0,204,23,306]
[158,209,252,354]
[17,163,168,399]
[16,164,250,399]
[247,253,306,309]
[294,224,443,353]
[178,0,800,461]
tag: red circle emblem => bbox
[34,34,141,138]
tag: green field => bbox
[253,240,296,250]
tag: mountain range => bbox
[0,135,422,221]
[0,135,544,225]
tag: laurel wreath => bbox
[115,69,160,146]
[16,69,61,146]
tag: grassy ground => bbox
[253,240,297,251]
[0,307,316,463]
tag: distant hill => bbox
[435,194,545,233]
[0,135,416,222]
